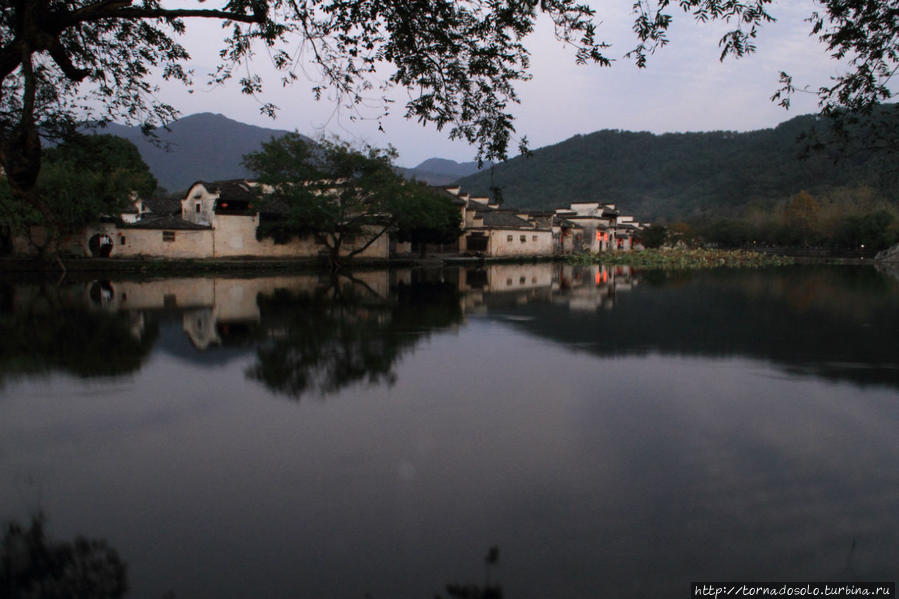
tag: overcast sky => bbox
[150,1,854,168]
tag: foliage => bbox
[637,224,668,249]
[456,109,899,220]
[568,248,795,269]
[1,514,128,599]
[391,182,462,246]
[243,133,460,265]
[691,189,899,253]
[0,134,155,254]
[244,134,401,263]
[0,1,895,221]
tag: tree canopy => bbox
[1,1,896,217]
[0,133,156,254]
[242,133,461,266]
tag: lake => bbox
[0,263,896,598]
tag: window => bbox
[520,235,526,243]
[532,235,537,241]
[507,235,513,242]
[162,231,175,242]
[519,276,526,284]
[120,236,126,245]
[195,202,201,213]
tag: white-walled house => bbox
[70,179,389,259]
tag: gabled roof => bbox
[553,216,583,228]
[480,211,533,229]
[143,197,181,216]
[186,179,257,203]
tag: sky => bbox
[148,1,851,168]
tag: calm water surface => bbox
[0,264,897,598]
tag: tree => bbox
[1,514,128,599]
[1,1,896,221]
[0,133,156,256]
[784,189,820,247]
[638,224,668,249]
[390,182,463,248]
[243,133,459,267]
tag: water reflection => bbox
[0,281,157,384]
[248,272,463,398]
[0,265,895,599]
[0,263,896,394]
[1,515,128,599]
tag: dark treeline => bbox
[644,188,899,255]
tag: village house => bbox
[443,185,643,256]
[74,179,390,259]
[443,187,555,257]
[10,175,642,260]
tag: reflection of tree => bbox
[0,514,128,599]
[436,546,503,599]
[247,274,462,400]
[0,282,158,384]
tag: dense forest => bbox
[455,108,899,221]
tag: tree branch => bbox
[69,6,267,27]
[48,40,90,82]
[347,224,390,257]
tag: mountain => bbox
[93,113,298,193]
[98,112,483,191]
[399,157,487,185]
[453,109,899,220]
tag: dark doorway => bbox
[88,234,113,257]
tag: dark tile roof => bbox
[602,207,620,217]
[143,197,181,215]
[480,211,533,228]
[121,215,211,230]
[187,179,257,203]
[553,216,582,228]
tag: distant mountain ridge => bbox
[93,112,296,193]
[454,108,899,220]
[98,112,484,193]
[396,158,487,185]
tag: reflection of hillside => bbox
[487,267,899,389]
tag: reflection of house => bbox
[553,264,637,311]
[454,263,637,312]
[86,272,391,350]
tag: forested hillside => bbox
[455,109,898,220]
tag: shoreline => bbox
[0,250,880,277]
